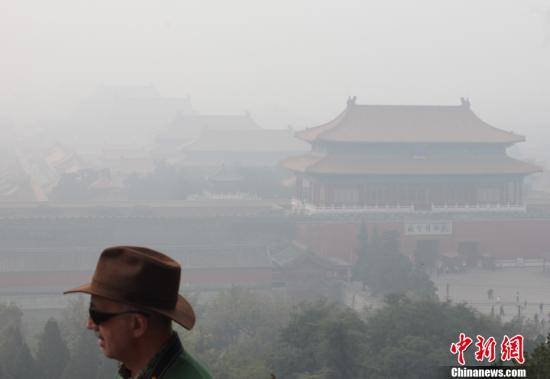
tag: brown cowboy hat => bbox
[64,246,195,330]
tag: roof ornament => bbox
[460,97,471,108]
[346,96,357,107]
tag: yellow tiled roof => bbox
[296,103,524,144]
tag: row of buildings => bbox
[1,94,550,307]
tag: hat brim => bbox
[64,283,196,330]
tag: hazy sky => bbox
[2,0,550,151]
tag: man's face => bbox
[87,295,135,360]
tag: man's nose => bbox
[87,317,96,330]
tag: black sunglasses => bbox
[89,307,150,325]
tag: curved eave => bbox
[468,110,526,144]
[294,109,349,142]
[280,153,324,173]
[283,153,542,176]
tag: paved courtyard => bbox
[432,266,550,322]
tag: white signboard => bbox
[404,221,452,236]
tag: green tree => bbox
[271,300,368,379]
[0,325,38,379]
[61,328,116,379]
[62,329,100,379]
[197,287,288,350]
[59,296,89,351]
[35,318,70,379]
[525,334,550,378]
[351,223,369,290]
[182,287,289,379]
[364,295,526,378]
[354,229,436,298]
[0,303,36,379]
[0,303,23,332]
[296,369,332,379]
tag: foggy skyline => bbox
[2,0,550,155]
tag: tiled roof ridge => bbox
[295,108,348,142]
[295,97,524,144]
[348,103,466,109]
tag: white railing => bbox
[190,192,258,200]
[291,200,527,215]
[431,203,526,213]
[495,258,546,268]
[291,200,414,215]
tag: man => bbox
[64,246,212,379]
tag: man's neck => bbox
[123,330,174,377]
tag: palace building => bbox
[283,97,539,214]
[283,98,550,265]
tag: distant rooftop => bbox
[296,97,525,144]
[157,113,263,146]
[186,128,309,153]
[173,113,261,132]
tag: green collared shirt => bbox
[117,333,212,379]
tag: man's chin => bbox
[101,349,117,359]
[97,340,113,358]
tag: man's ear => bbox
[131,314,148,338]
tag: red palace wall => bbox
[0,267,274,295]
[294,217,550,264]
[181,267,273,286]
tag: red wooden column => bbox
[326,184,334,206]
[502,182,512,204]
[296,175,303,202]
[312,180,319,205]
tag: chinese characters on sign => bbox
[450,334,524,365]
[404,221,452,236]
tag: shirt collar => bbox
[118,332,183,379]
